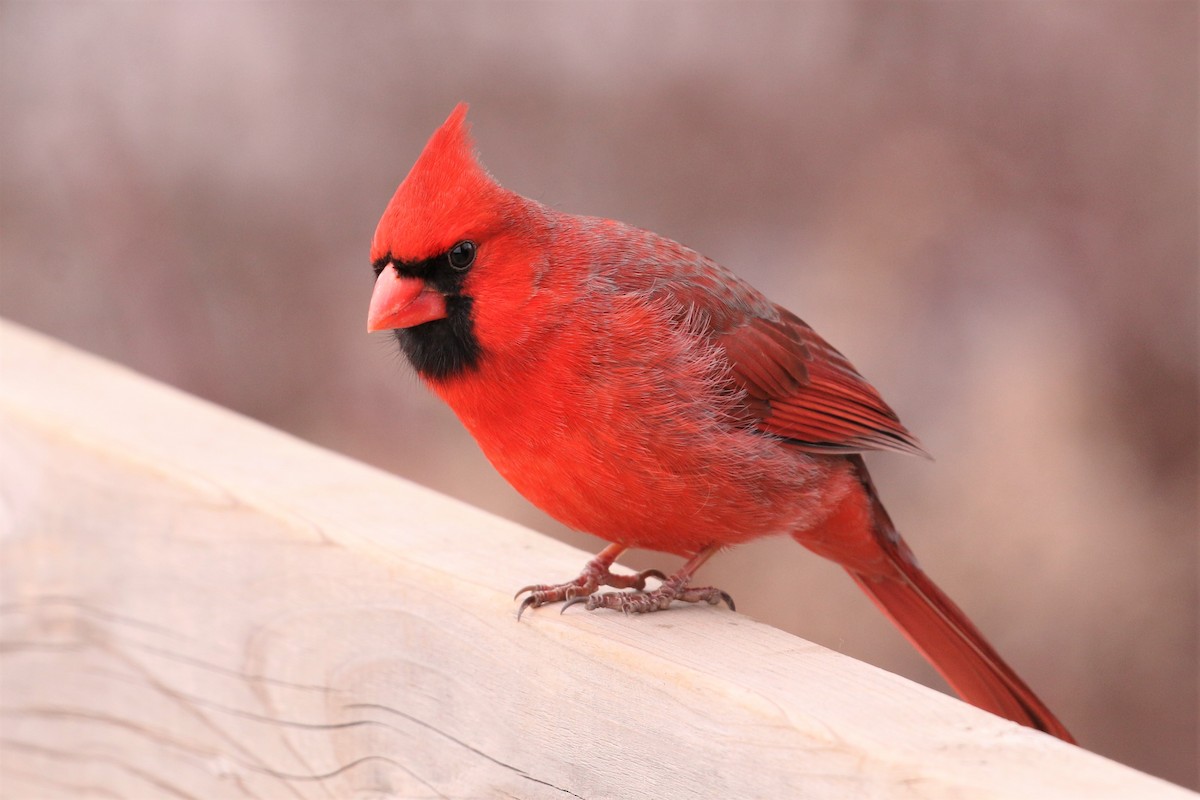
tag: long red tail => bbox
[801,457,1074,742]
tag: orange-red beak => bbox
[367,268,449,332]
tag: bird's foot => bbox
[561,574,735,615]
[515,553,665,620]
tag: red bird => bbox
[367,104,1073,741]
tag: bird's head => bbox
[367,103,546,380]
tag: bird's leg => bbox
[563,543,734,615]
[515,543,667,620]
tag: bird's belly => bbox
[460,401,836,557]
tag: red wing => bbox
[715,307,927,457]
[597,226,924,456]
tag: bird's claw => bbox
[578,581,735,614]
[514,580,595,620]
[515,565,669,620]
[560,596,589,614]
[516,584,593,620]
[522,571,734,617]
[516,595,534,621]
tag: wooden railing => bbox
[0,320,1191,799]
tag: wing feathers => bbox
[715,311,927,458]
[604,236,924,458]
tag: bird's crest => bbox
[371,103,506,263]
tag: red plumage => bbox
[367,104,1072,741]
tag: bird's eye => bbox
[447,240,476,271]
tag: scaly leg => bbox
[515,543,667,620]
[562,543,734,615]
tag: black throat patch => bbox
[372,253,480,380]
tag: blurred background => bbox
[2,1,1195,788]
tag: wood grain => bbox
[0,319,1192,799]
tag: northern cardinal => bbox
[367,104,1073,741]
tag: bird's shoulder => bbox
[574,216,775,332]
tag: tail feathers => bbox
[837,456,1074,742]
[850,565,1074,741]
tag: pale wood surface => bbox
[0,319,1192,800]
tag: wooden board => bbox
[0,319,1192,799]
